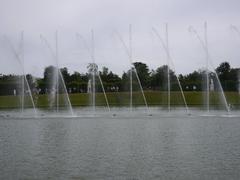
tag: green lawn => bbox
[0,91,239,109]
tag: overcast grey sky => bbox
[0,0,240,77]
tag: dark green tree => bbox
[150,65,175,90]
[133,62,150,88]
[60,67,71,83]
[216,62,238,91]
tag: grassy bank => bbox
[0,91,239,109]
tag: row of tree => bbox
[0,61,239,95]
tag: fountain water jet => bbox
[114,25,149,114]
[76,30,110,113]
[189,22,230,113]
[40,32,74,116]
[3,32,37,117]
[152,24,189,114]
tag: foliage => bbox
[0,61,239,96]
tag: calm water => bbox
[0,109,240,180]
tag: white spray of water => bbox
[189,22,230,113]
[76,30,110,113]
[3,32,37,117]
[114,25,149,114]
[152,25,189,114]
[40,32,74,116]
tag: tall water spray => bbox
[152,24,189,114]
[189,22,230,113]
[129,25,133,112]
[40,32,74,116]
[4,32,37,117]
[114,25,149,114]
[91,30,96,113]
[204,22,210,113]
[76,30,110,113]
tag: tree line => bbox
[0,61,239,95]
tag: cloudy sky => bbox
[0,0,240,77]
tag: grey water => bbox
[0,108,240,180]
